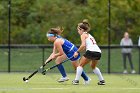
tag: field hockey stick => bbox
[42,58,71,75]
[23,59,52,82]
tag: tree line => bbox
[0,0,140,44]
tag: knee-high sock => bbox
[93,67,104,81]
[81,71,88,81]
[75,66,83,80]
[57,64,67,77]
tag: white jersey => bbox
[85,34,101,53]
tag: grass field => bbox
[0,73,140,93]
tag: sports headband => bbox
[46,33,55,37]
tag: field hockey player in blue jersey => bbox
[45,27,90,84]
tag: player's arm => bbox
[53,39,64,58]
[77,34,86,52]
[45,45,56,64]
[74,34,86,58]
[45,53,54,64]
[52,45,57,53]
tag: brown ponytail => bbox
[78,19,91,32]
[48,26,64,35]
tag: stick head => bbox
[41,70,46,75]
[23,77,27,81]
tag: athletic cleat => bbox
[131,70,136,74]
[98,80,105,85]
[123,70,128,74]
[57,77,69,82]
[72,80,79,85]
[83,78,91,85]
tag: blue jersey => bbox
[62,39,80,61]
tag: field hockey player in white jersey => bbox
[72,19,105,85]
[45,27,90,84]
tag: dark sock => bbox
[57,64,67,77]
[81,71,88,81]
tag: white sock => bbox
[75,66,83,80]
[93,67,104,81]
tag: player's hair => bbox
[78,19,90,32]
[48,26,64,36]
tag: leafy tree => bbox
[0,0,140,44]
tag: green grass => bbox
[0,73,140,93]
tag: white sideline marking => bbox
[0,88,24,91]
[30,87,140,90]
[0,88,69,91]
[31,88,69,90]
[103,88,140,90]
[0,87,140,91]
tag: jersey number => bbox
[90,38,96,44]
